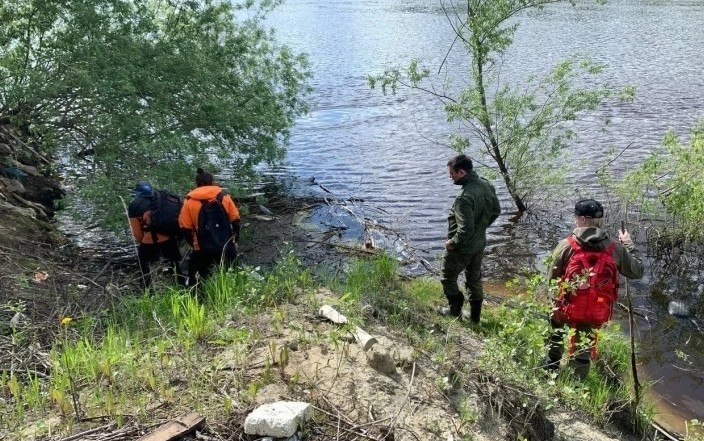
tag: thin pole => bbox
[621,220,641,412]
[119,195,148,289]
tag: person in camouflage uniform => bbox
[545,199,644,379]
[439,154,501,323]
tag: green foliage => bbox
[479,287,553,380]
[359,264,647,427]
[245,249,312,307]
[685,419,704,441]
[0,0,310,227]
[0,252,314,434]
[172,294,210,342]
[369,0,624,212]
[203,265,249,312]
[618,120,704,242]
[342,253,398,302]
[480,274,645,423]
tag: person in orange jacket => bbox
[178,168,240,285]
[128,181,183,288]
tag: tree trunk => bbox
[472,41,527,214]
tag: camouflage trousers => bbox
[547,318,594,380]
[440,249,484,309]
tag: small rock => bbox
[10,312,27,329]
[394,347,416,369]
[368,347,397,375]
[244,401,313,438]
[361,304,375,318]
[105,283,120,296]
[668,301,690,318]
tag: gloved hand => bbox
[619,229,633,246]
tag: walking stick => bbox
[621,220,641,411]
[120,195,149,289]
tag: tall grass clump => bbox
[0,251,315,437]
[338,255,444,332]
[241,249,313,307]
[340,254,406,320]
[343,253,397,301]
[202,265,248,313]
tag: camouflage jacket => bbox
[447,170,501,255]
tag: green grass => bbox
[0,251,313,438]
[0,253,654,439]
[338,257,654,435]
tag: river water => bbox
[263,0,704,433]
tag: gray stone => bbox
[286,339,299,351]
[244,401,313,438]
[393,347,416,370]
[368,347,397,375]
[10,312,27,329]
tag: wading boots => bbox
[469,300,482,324]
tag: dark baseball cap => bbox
[574,199,604,218]
[133,181,153,197]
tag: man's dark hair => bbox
[196,167,214,187]
[447,154,473,173]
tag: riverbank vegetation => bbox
[369,0,634,214]
[0,0,310,228]
[2,0,703,439]
[1,253,664,440]
[616,120,704,250]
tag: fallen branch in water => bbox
[294,239,381,256]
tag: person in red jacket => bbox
[178,168,240,286]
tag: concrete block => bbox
[244,401,313,438]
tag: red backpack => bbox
[554,236,620,356]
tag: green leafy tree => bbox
[0,0,310,225]
[618,121,704,243]
[369,0,628,213]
